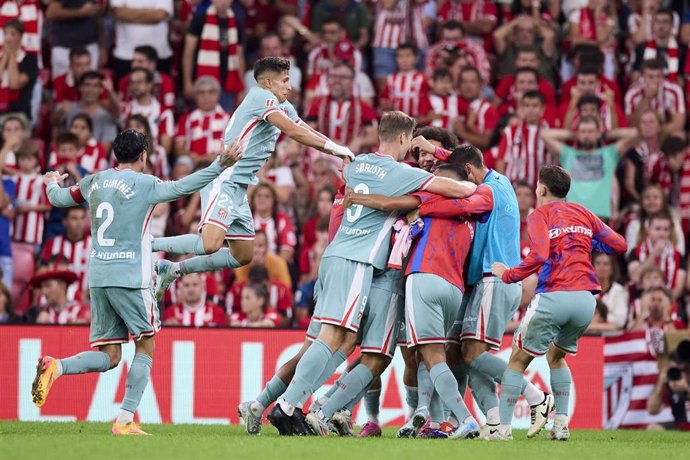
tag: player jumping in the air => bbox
[31,129,242,435]
[266,111,477,435]
[491,165,627,441]
[152,57,355,300]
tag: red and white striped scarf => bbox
[0,0,41,55]
[504,120,551,188]
[196,5,243,93]
[643,37,680,83]
[0,47,24,111]
[316,97,362,146]
[636,239,679,290]
[653,152,690,231]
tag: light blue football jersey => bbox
[323,153,432,270]
[46,161,223,289]
[222,86,300,185]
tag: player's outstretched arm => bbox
[44,171,85,207]
[418,185,493,219]
[266,110,354,161]
[424,177,476,198]
[591,215,628,255]
[344,188,421,213]
[148,139,243,204]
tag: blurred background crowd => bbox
[1,0,690,345]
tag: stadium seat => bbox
[11,242,36,315]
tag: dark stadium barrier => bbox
[0,325,605,428]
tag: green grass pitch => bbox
[0,422,685,460]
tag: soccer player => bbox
[152,57,355,300]
[30,129,242,435]
[422,145,551,438]
[266,111,476,434]
[491,165,627,441]
[325,163,482,440]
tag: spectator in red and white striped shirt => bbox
[496,91,552,188]
[306,19,363,80]
[174,77,230,166]
[424,20,491,84]
[230,283,279,328]
[649,136,690,236]
[120,67,175,153]
[69,114,109,174]
[226,265,293,327]
[439,0,498,52]
[11,142,49,247]
[625,57,686,136]
[162,273,227,327]
[249,182,297,263]
[380,43,429,118]
[418,68,460,131]
[118,45,176,111]
[371,0,428,90]
[455,66,499,149]
[40,206,91,302]
[493,66,557,123]
[0,0,43,57]
[25,264,90,325]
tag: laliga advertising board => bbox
[0,326,604,428]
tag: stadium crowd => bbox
[0,0,689,350]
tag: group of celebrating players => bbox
[30,56,627,441]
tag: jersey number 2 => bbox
[96,202,115,247]
[345,183,370,223]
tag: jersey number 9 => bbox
[345,183,369,223]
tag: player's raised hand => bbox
[43,171,69,186]
[219,137,243,168]
[410,136,435,155]
[491,262,509,278]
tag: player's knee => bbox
[107,351,121,369]
[202,237,224,254]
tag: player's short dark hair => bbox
[522,90,545,105]
[578,94,602,110]
[448,144,484,169]
[397,42,418,56]
[254,56,291,81]
[131,67,154,83]
[55,132,79,148]
[78,71,104,86]
[112,129,148,164]
[539,165,571,198]
[661,136,686,157]
[134,45,159,63]
[435,163,467,181]
[378,111,416,143]
[70,113,94,133]
[413,126,458,151]
[69,46,90,62]
[577,64,600,78]
[431,68,453,81]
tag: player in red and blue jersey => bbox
[491,165,627,441]
[344,163,482,440]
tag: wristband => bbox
[324,140,355,161]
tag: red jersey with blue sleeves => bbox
[405,192,476,292]
[501,201,627,293]
[418,183,494,221]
